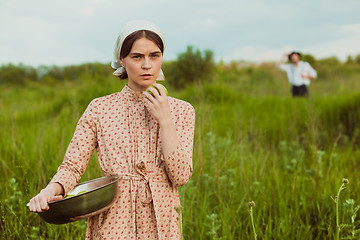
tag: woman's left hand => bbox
[143,83,172,125]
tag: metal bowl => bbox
[37,175,119,224]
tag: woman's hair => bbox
[288,51,301,61]
[118,30,164,79]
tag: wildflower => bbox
[249,201,256,208]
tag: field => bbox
[1,60,360,239]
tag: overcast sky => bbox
[1,0,360,66]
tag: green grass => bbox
[1,64,360,239]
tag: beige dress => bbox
[50,85,195,239]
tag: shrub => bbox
[163,46,215,89]
[0,64,37,86]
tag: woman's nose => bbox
[142,57,151,69]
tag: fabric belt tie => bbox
[115,161,167,234]
[118,161,167,205]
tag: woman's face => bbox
[290,54,300,64]
[121,37,163,92]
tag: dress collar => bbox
[121,84,146,102]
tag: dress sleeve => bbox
[50,100,98,195]
[163,103,195,187]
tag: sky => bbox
[1,0,360,66]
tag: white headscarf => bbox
[111,20,165,80]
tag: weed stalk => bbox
[175,206,184,240]
[249,201,257,240]
[334,178,349,240]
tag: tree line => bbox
[1,46,360,89]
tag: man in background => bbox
[278,52,317,97]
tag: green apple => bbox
[146,83,168,96]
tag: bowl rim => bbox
[48,175,119,205]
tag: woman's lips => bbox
[141,74,152,80]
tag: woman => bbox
[28,20,195,240]
[277,51,317,97]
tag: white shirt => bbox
[278,61,317,86]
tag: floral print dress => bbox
[50,84,195,239]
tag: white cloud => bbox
[307,34,360,61]
[89,0,107,3]
[189,19,215,29]
[221,31,360,63]
[341,23,360,34]
[78,6,96,16]
[221,45,297,63]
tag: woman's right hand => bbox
[28,183,64,212]
[278,53,290,65]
